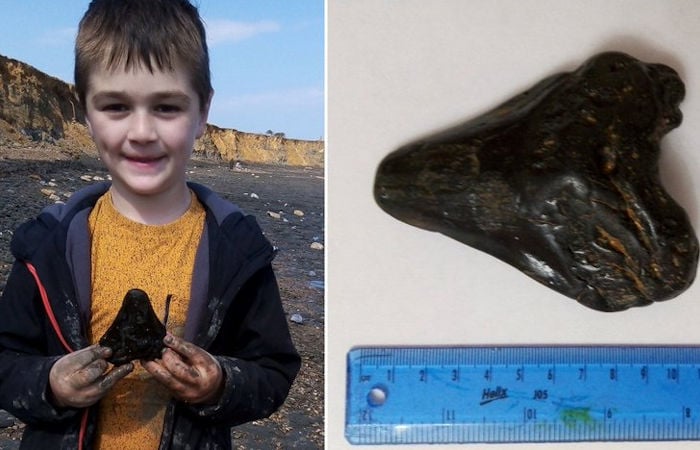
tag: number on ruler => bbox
[419,368,427,382]
[547,367,555,382]
[443,408,456,422]
[533,389,548,400]
[523,407,537,422]
[667,367,679,381]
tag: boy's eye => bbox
[155,104,182,113]
[102,103,128,112]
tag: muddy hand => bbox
[49,345,133,408]
[142,333,223,405]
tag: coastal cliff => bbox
[0,54,323,167]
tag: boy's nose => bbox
[127,111,157,143]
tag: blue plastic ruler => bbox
[346,346,700,445]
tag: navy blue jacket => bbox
[0,182,300,449]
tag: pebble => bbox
[293,210,304,217]
[310,242,324,250]
[39,188,61,202]
[290,313,304,324]
[250,193,259,199]
[80,175,93,181]
[267,211,281,219]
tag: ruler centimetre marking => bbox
[345,346,700,444]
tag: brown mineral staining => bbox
[374,51,698,312]
[99,289,166,365]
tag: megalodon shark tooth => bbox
[99,289,167,365]
[375,51,698,312]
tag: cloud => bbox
[205,19,280,45]
[218,86,323,109]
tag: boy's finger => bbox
[62,345,110,370]
[162,349,200,380]
[142,359,190,393]
[98,363,134,390]
[163,334,198,360]
[72,359,109,387]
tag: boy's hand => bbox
[141,334,224,405]
[49,345,133,408]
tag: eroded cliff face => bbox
[0,54,324,167]
[0,54,83,143]
[195,125,324,166]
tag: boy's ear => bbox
[197,90,214,138]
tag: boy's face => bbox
[84,64,210,199]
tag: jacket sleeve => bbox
[188,265,301,425]
[0,262,80,425]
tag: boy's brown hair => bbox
[75,0,212,111]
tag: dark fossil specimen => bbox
[374,51,698,312]
[99,289,167,365]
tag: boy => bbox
[0,1,300,449]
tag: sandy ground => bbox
[0,146,324,449]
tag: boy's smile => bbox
[85,64,210,223]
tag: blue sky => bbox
[0,0,324,141]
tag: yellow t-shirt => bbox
[87,190,205,450]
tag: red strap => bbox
[79,408,89,450]
[24,262,73,353]
[25,262,87,450]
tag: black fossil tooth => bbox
[375,51,698,312]
[99,289,166,365]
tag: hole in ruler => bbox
[367,385,388,407]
